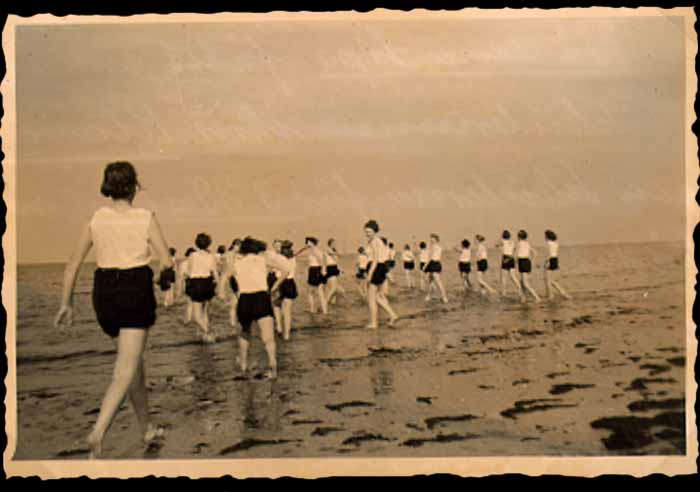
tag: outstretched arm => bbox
[147,212,173,271]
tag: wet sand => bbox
[13,242,687,459]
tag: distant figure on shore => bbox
[184,233,219,341]
[232,236,289,379]
[305,237,328,315]
[158,247,177,307]
[424,233,449,304]
[355,246,370,300]
[402,244,416,289]
[456,239,473,292]
[325,238,345,305]
[475,234,498,296]
[499,230,522,297]
[273,240,299,340]
[54,161,172,459]
[544,229,572,301]
[516,229,542,303]
[179,247,195,324]
[363,219,399,329]
[418,241,429,291]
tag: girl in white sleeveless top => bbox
[424,233,448,304]
[474,234,498,296]
[417,241,429,291]
[304,237,328,314]
[54,161,172,459]
[229,237,289,379]
[363,220,398,329]
[271,240,298,340]
[184,233,220,342]
[455,239,473,292]
[355,246,370,299]
[499,230,522,297]
[516,230,542,303]
[544,230,571,301]
[179,247,196,325]
[324,238,346,307]
[402,244,416,289]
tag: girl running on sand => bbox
[184,233,219,342]
[232,236,290,379]
[424,233,449,303]
[544,229,571,301]
[475,235,498,296]
[499,230,522,296]
[356,246,370,300]
[325,238,345,306]
[402,244,416,289]
[179,247,195,325]
[158,247,177,307]
[516,229,542,303]
[364,220,399,329]
[456,239,473,292]
[418,241,429,291]
[305,237,328,314]
[54,161,172,459]
[272,240,299,340]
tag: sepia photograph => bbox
[2,7,697,478]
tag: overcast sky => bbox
[15,13,688,263]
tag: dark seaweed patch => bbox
[311,426,344,437]
[402,433,480,448]
[624,378,677,391]
[639,364,671,376]
[448,368,479,376]
[545,371,570,379]
[291,419,324,425]
[590,411,684,451]
[219,438,302,455]
[55,448,90,458]
[501,398,578,419]
[628,398,684,413]
[666,356,685,367]
[549,383,596,395]
[424,414,479,430]
[325,401,375,412]
[341,433,392,447]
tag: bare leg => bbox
[509,269,522,294]
[434,274,448,303]
[500,269,506,295]
[376,285,398,324]
[318,285,328,314]
[229,296,238,330]
[477,272,497,295]
[258,317,278,379]
[183,299,193,324]
[327,277,337,305]
[282,299,293,340]
[87,328,148,459]
[544,270,553,300]
[522,273,542,302]
[551,278,571,299]
[308,292,316,313]
[367,284,379,328]
[238,332,250,371]
[273,304,283,334]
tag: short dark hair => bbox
[364,219,379,233]
[404,244,411,250]
[389,242,394,248]
[476,234,485,242]
[281,240,294,259]
[229,238,241,250]
[518,229,528,240]
[545,230,558,241]
[305,236,318,245]
[240,236,267,255]
[358,246,365,254]
[381,236,388,245]
[100,161,140,200]
[169,247,176,256]
[462,239,471,248]
[185,247,196,257]
[430,233,440,242]
[217,245,226,254]
[419,241,427,249]
[195,233,212,250]
[502,230,511,239]
[327,238,335,247]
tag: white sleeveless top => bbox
[235,254,269,293]
[402,250,415,262]
[430,244,442,262]
[517,241,531,259]
[188,250,217,278]
[502,240,515,256]
[308,247,322,267]
[459,248,471,262]
[325,248,338,266]
[369,237,389,263]
[419,249,429,263]
[358,254,370,269]
[477,244,488,261]
[547,240,559,258]
[90,206,152,269]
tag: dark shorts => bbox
[186,276,216,303]
[308,266,327,286]
[459,261,471,273]
[547,257,559,271]
[425,260,442,273]
[237,291,274,333]
[158,267,176,291]
[92,265,157,339]
[267,271,277,290]
[229,275,239,294]
[386,260,396,269]
[501,255,515,270]
[279,278,298,300]
[369,262,389,286]
[326,265,340,278]
[477,259,488,272]
[356,268,367,279]
[404,261,415,271]
[419,262,426,272]
[518,258,532,273]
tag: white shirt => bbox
[547,240,559,258]
[308,247,322,267]
[284,257,297,280]
[430,243,443,262]
[459,248,471,262]
[325,248,338,266]
[187,250,217,278]
[235,254,269,293]
[419,249,429,263]
[369,237,389,263]
[358,254,370,269]
[477,244,488,261]
[502,239,515,256]
[517,241,531,259]
[268,251,288,278]
[90,206,152,269]
[402,250,415,262]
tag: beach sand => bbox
[12,242,687,459]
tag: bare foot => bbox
[441,297,449,304]
[143,425,164,444]
[388,315,399,326]
[365,324,378,330]
[264,368,278,380]
[86,433,102,460]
